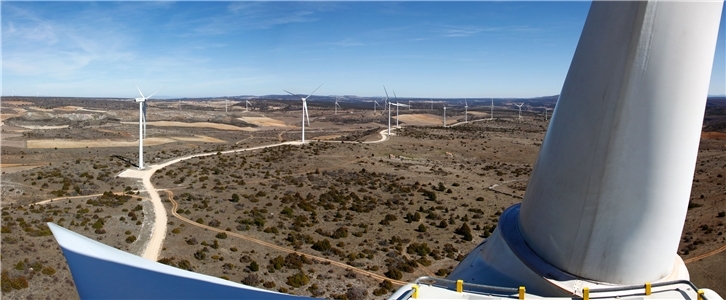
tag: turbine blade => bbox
[136,84,145,99]
[306,84,323,99]
[383,86,389,101]
[303,101,310,126]
[146,86,166,99]
[393,90,397,99]
[283,90,298,97]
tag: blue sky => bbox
[2,1,725,98]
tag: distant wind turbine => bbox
[373,100,380,112]
[133,84,165,169]
[516,103,524,122]
[464,99,468,123]
[443,105,447,127]
[245,100,252,112]
[225,99,228,113]
[408,99,411,110]
[384,86,392,135]
[545,107,551,121]
[284,84,323,143]
[334,97,341,115]
[490,98,494,120]
[392,91,409,128]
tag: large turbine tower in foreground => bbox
[445,0,722,296]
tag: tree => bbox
[231,193,240,202]
[455,223,473,241]
[438,220,448,228]
[417,224,427,233]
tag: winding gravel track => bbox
[118,130,390,261]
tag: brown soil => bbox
[1,97,723,299]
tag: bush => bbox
[177,260,193,271]
[125,235,137,243]
[331,227,348,239]
[385,267,402,280]
[286,271,310,288]
[41,267,56,275]
[407,242,431,257]
[249,261,259,272]
[312,239,332,252]
[346,286,368,300]
[373,288,389,296]
[270,255,285,270]
[455,223,473,241]
[242,274,260,286]
[216,232,228,239]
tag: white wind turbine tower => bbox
[515,103,524,122]
[464,99,469,123]
[443,105,447,127]
[334,97,341,115]
[490,98,494,120]
[284,84,322,143]
[384,86,392,135]
[133,85,165,169]
[392,91,409,128]
[408,99,411,110]
[545,107,551,121]
[245,100,252,112]
[373,100,380,112]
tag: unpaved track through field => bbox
[684,243,726,264]
[119,128,394,261]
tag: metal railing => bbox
[410,276,710,300]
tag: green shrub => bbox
[286,271,310,288]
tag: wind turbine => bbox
[334,97,341,115]
[133,85,165,169]
[391,91,409,128]
[373,100,380,112]
[245,100,252,112]
[490,98,494,120]
[408,99,411,110]
[384,86,392,135]
[464,99,469,123]
[284,84,323,143]
[516,103,524,122]
[545,107,551,121]
[443,105,447,127]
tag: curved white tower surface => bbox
[47,223,313,299]
[448,0,723,294]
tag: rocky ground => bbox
[1,97,724,299]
